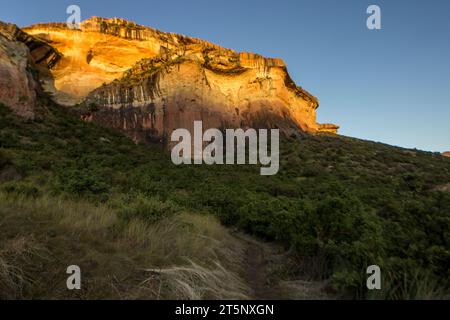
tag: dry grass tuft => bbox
[145,260,250,300]
[0,193,251,299]
[0,236,49,299]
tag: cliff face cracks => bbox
[0,21,62,118]
[2,17,338,143]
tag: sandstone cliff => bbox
[443,152,450,158]
[0,22,60,118]
[83,45,325,143]
[20,17,337,142]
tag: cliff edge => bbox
[14,17,338,142]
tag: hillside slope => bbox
[1,101,449,299]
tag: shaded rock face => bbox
[443,152,450,158]
[0,22,61,70]
[0,22,61,118]
[0,33,35,118]
[23,17,338,143]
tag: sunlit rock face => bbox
[84,47,323,144]
[443,152,450,158]
[23,17,338,142]
[317,123,340,134]
[0,22,59,118]
[23,18,166,106]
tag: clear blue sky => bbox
[1,0,449,152]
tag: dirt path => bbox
[233,233,283,300]
[234,232,331,300]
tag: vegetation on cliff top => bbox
[0,101,449,299]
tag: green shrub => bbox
[0,150,11,169]
[1,101,449,298]
[1,181,40,198]
[56,168,109,197]
[118,193,179,224]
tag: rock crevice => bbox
[6,17,339,142]
[0,22,61,118]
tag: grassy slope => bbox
[0,193,255,299]
[1,100,449,299]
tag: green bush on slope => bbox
[0,102,449,299]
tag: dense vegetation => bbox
[1,101,449,299]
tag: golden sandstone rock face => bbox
[443,152,450,158]
[19,17,338,142]
[317,123,340,134]
[24,19,161,106]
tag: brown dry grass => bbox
[0,193,251,299]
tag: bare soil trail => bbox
[242,237,280,300]
[233,232,332,300]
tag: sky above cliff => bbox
[1,0,449,152]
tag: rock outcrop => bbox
[83,45,323,143]
[22,17,338,143]
[443,152,450,158]
[317,123,340,134]
[0,22,61,118]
